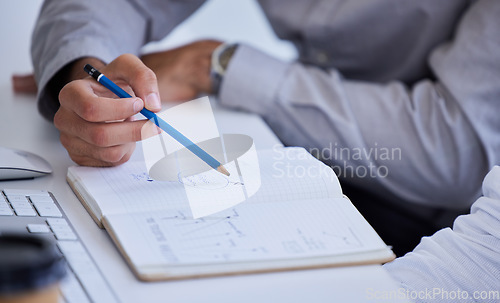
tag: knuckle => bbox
[58,133,71,149]
[114,53,140,69]
[116,151,132,165]
[121,151,132,163]
[53,110,63,130]
[100,146,126,163]
[89,126,109,147]
[59,79,101,122]
[68,154,84,166]
[118,144,135,165]
[116,53,135,63]
[79,101,98,121]
[58,82,73,104]
[59,80,83,105]
[136,68,157,84]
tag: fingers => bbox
[55,110,160,166]
[140,40,222,102]
[12,74,38,94]
[60,134,136,167]
[54,108,160,147]
[59,79,144,122]
[56,54,162,166]
[105,54,161,112]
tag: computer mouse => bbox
[0,147,52,180]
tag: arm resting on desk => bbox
[384,166,500,299]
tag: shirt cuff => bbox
[35,38,118,121]
[218,44,291,116]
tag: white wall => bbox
[0,0,297,84]
[141,0,296,61]
[0,0,43,82]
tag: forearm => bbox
[219,45,487,208]
[384,166,500,300]
[31,0,147,121]
[41,58,105,120]
[31,0,208,121]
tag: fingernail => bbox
[133,98,143,113]
[146,93,161,111]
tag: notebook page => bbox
[68,147,343,217]
[105,196,386,268]
[68,161,191,217]
[244,148,342,204]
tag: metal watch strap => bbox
[210,43,239,95]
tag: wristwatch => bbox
[210,43,239,94]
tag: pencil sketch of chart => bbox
[322,228,362,248]
[158,209,269,262]
[129,170,243,189]
[134,199,371,265]
[177,170,244,190]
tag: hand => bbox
[12,74,37,94]
[54,54,161,167]
[141,40,222,101]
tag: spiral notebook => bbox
[67,147,394,281]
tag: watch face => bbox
[219,45,238,70]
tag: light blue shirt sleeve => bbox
[383,166,500,302]
[31,0,205,120]
[219,0,500,210]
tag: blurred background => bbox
[0,0,297,86]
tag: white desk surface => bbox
[0,1,408,302]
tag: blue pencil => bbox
[83,64,229,176]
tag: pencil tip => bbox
[217,165,230,176]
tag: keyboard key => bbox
[46,218,77,240]
[48,224,70,232]
[0,206,13,216]
[30,195,54,203]
[6,195,29,203]
[27,224,51,233]
[10,201,32,209]
[59,266,91,303]
[58,241,118,303]
[13,207,37,217]
[53,229,77,241]
[33,202,62,217]
[9,198,37,216]
[3,189,50,196]
[3,189,116,303]
[46,218,68,226]
[0,197,13,216]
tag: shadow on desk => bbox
[342,183,469,257]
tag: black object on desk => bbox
[0,234,66,301]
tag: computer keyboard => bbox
[0,189,119,303]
